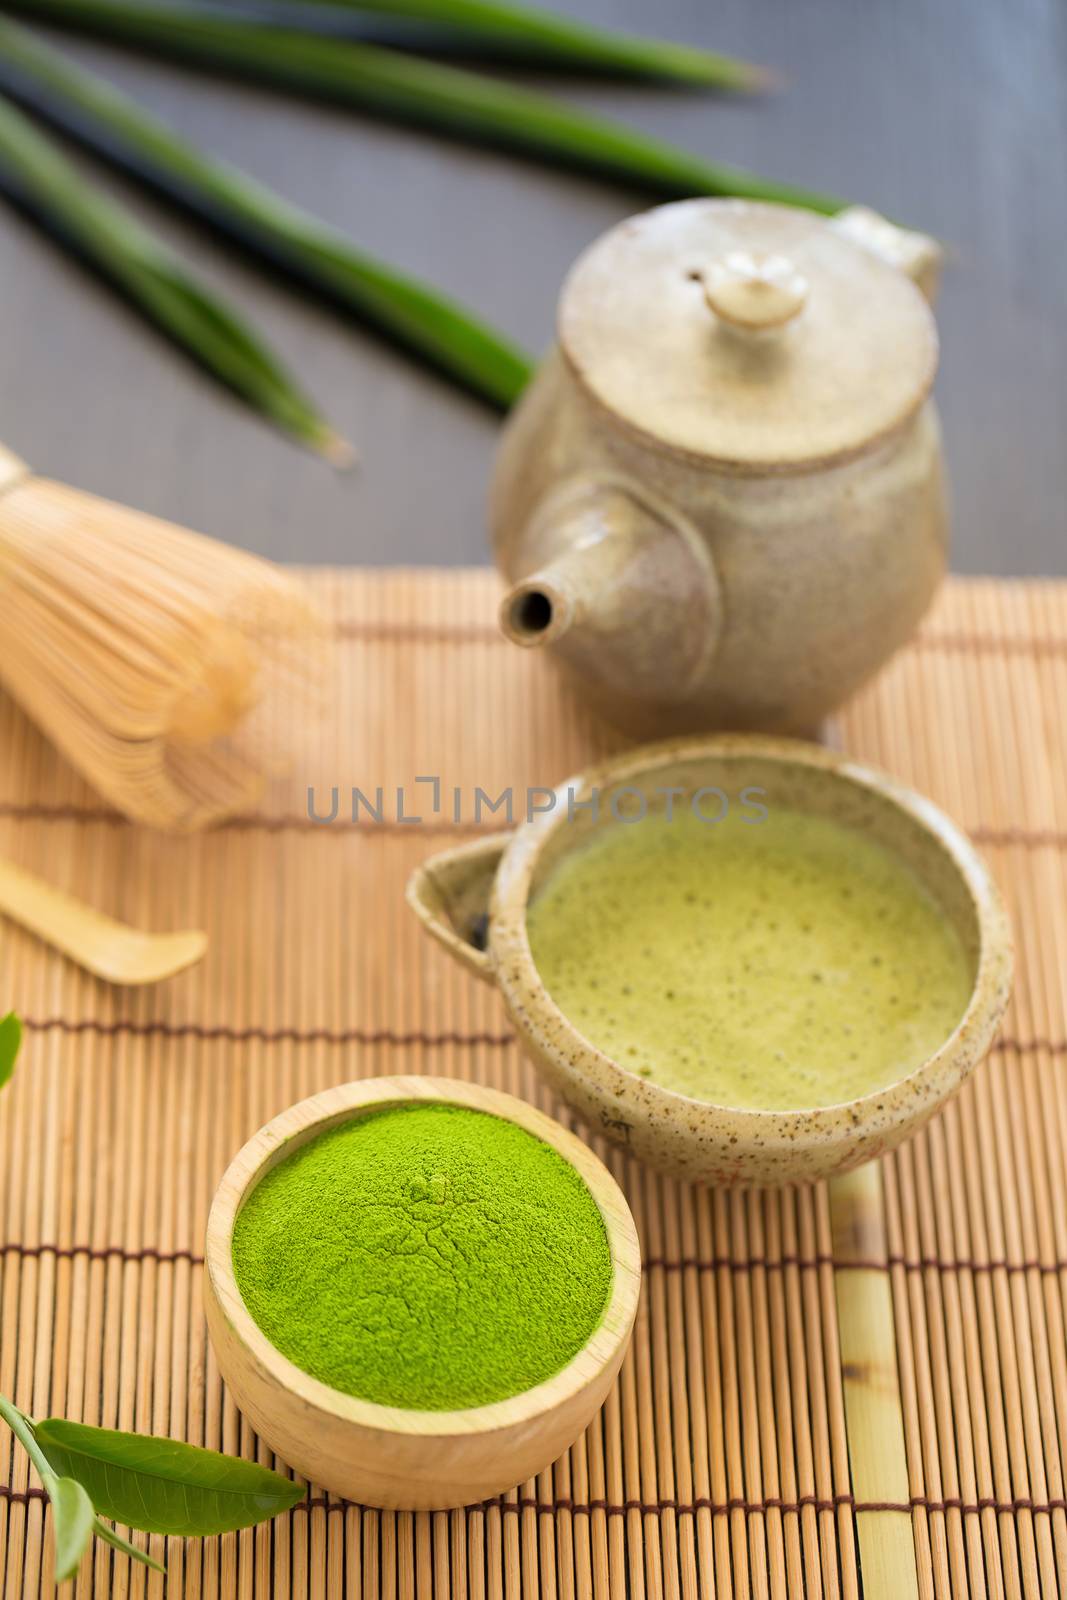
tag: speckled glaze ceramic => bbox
[491,203,947,739]
[407,737,1012,1187]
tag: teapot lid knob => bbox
[702,250,809,332]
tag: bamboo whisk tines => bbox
[0,443,325,830]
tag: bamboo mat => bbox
[1,569,1066,1599]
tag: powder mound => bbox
[231,1102,613,1410]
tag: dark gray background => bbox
[1,0,1064,572]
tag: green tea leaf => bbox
[0,1012,20,1089]
[49,1477,95,1583]
[35,1419,304,1536]
[91,1515,165,1573]
[0,1399,95,1581]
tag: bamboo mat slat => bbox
[1,569,1065,1598]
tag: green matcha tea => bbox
[232,1103,612,1410]
[526,806,972,1111]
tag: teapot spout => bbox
[499,482,720,709]
[500,565,579,649]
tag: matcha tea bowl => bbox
[204,1076,641,1511]
[408,736,1013,1186]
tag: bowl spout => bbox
[405,833,509,983]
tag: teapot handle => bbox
[406,833,510,984]
[829,205,942,305]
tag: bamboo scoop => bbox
[0,857,205,984]
[0,443,324,831]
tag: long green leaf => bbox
[34,1418,305,1536]
[50,1477,96,1583]
[0,1011,20,1089]
[0,20,533,407]
[10,0,844,213]
[254,0,772,88]
[0,90,348,458]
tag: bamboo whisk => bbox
[0,445,324,830]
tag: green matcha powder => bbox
[232,1103,613,1410]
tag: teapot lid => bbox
[558,200,938,472]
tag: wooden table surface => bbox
[0,0,1063,573]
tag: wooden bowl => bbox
[204,1076,641,1511]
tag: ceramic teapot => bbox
[490,201,945,737]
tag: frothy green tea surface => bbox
[526,807,972,1111]
[231,1103,612,1409]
